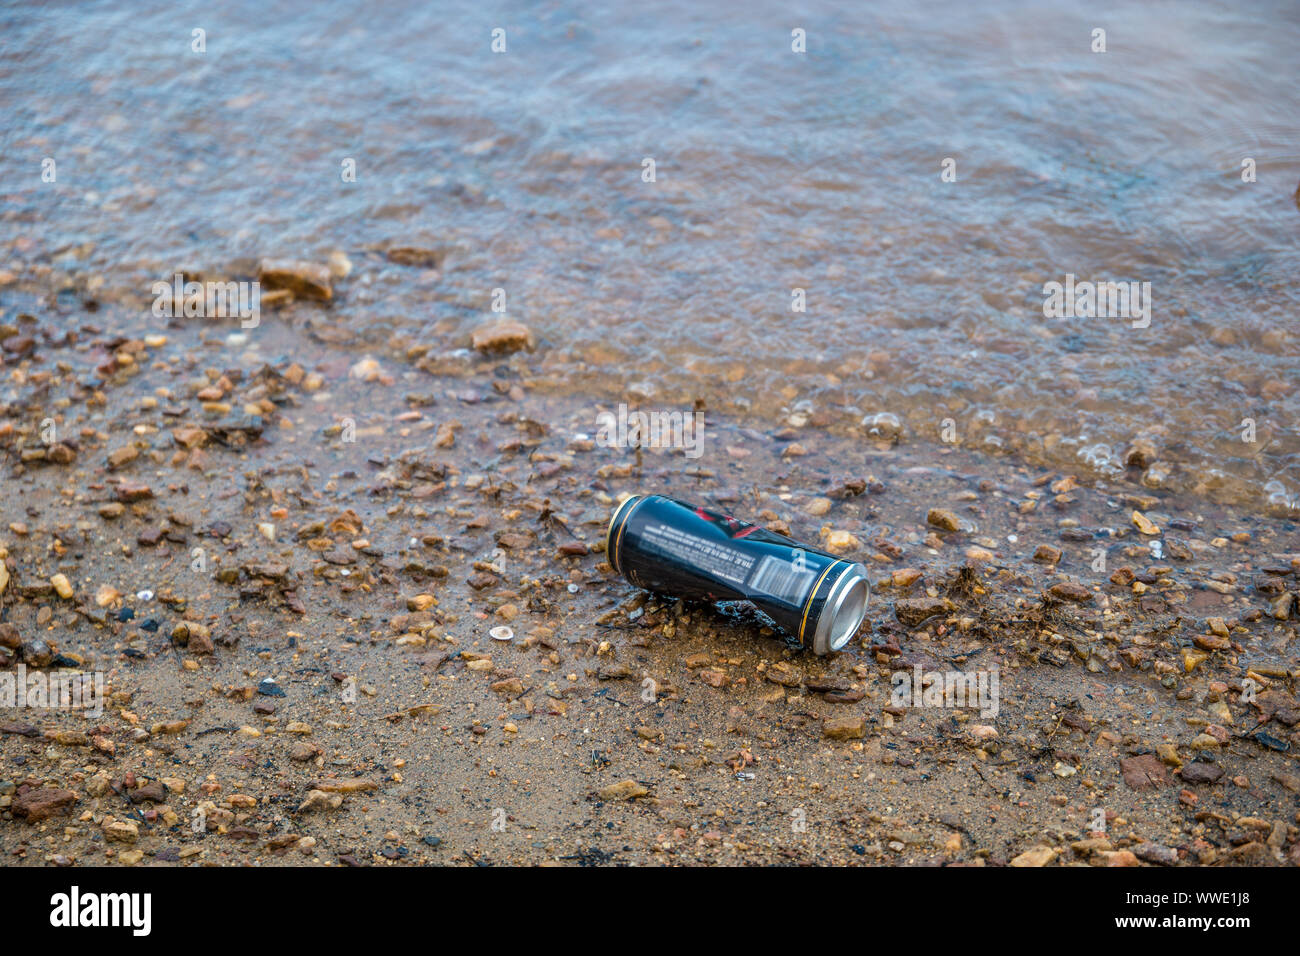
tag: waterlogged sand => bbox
[0,289,1297,867]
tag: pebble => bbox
[823,716,865,739]
[597,779,648,801]
[894,596,952,627]
[50,573,73,599]
[12,787,77,822]
[94,585,120,607]
[259,258,333,300]
[926,508,961,532]
[1047,582,1092,603]
[1009,846,1057,867]
[891,568,923,588]
[1133,842,1179,865]
[1178,762,1224,785]
[821,529,861,553]
[103,819,139,844]
[107,445,138,470]
[297,790,344,813]
[470,319,534,354]
[1131,510,1160,535]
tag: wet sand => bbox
[1,281,1296,866]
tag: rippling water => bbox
[2,0,1297,512]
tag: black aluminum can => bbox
[606,494,870,654]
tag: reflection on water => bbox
[1,0,1297,513]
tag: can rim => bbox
[604,494,644,574]
[811,563,870,655]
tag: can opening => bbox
[828,577,868,651]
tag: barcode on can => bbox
[748,554,815,605]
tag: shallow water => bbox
[2,0,1297,512]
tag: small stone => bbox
[1131,510,1160,535]
[114,483,154,503]
[823,716,865,740]
[699,668,729,688]
[94,585,120,607]
[290,742,320,762]
[1048,582,1092,603]
[894,597,952,627]
[821,529,861,553]
[804,497,832,517]
[1099,850,1140,867]
[386,247,442,267]
[407,593,436,612]
[927,508,961,532]
[471,319,534,354]
[1179,762,1224,785]
[259,258,333,300]
[50,573,73,599]
[308,778,378,793]
[1010,846,1057,867]
[597,779,648,801]
[891,568,923,588]
[490,677,525,696]
[1033,545,1062,564]
[1133,842,1179,866]
[1120,754,1167,790]
[765,661,803,687]
[1155,743,1183,768]
[46,443,76,465]
[103,820,139,844]
[107,445,138,470]
[297,789,344,813]
[172,426,207,449]
[12,787,77,822]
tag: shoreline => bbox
[1,287,1297,866]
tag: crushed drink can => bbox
[605,494,870,654]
